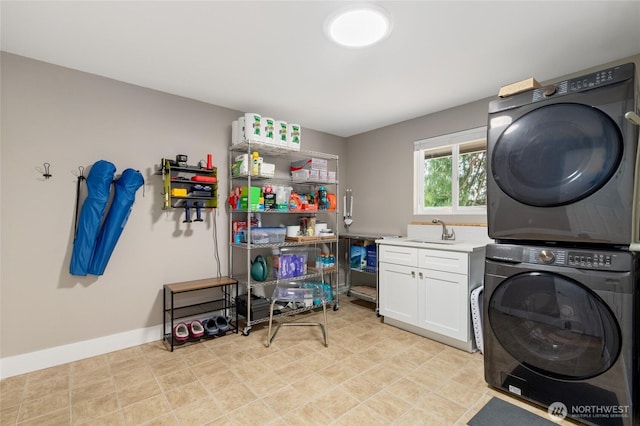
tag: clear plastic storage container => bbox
[249,227,286,244]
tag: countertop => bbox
[341,232,401,240]
[376,237,489,253]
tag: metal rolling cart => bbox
[342,233,399,315]
[228,140,340,336]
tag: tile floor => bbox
[0,296,578,425]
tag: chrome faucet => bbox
[433,218,455,240]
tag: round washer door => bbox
[488,271,621,380]
[491,103,623,207]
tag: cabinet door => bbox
[417,269,468,341]
[378,262,417,325]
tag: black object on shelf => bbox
[159,158,218,209]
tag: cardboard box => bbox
[498,77,541,98]
[230,185,261,210]
[263,193,276,211]
[231,215,261,242]
[239,197,263,211]
[290,158,328,172]
[273,251,307,279]
[291,169,309,181]
[232,154,249,176]
[238,186,262,211]
[241,186,261,199]
[232,220,247,242]
[366,245,377,268]
[291,169,320,182]
[232,161,248,177]
[350,245,367,269]
[260,162,275,177]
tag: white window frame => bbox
[413,126,487,216]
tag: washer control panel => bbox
[566,252,613,268]
[527,247,615,269]
[526,248,566,265]
[486,244,631,272]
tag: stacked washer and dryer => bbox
[483,63,640,426]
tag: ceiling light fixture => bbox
[325,5,391,48]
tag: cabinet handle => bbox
[419,272,423,279]
[411,271,415,278]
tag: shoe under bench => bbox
[163,276,239,351]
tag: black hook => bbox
[43,163,52,179]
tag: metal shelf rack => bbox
[342,233,400,316]
[228,140,340,336]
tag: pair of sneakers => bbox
[202,316,230,336]
[173,320,205,342]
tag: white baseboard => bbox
[0,325,163,380]
[383,317,476,353]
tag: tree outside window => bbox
[458,140,487,207]
[414,127,487,215]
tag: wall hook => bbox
[43,163,52,179]
[78,166,85,181]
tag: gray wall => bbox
[1,51,638,364]
[0,52,346,359]
[343,54,640,236]
[345,98,490,236]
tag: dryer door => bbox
[488,271,621,380]
[491,103,623,207]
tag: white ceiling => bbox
[2,1,640,137]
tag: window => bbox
[414,127,487,215]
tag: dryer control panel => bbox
[488,62,635,113]
[531,62,634,102]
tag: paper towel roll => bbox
[238,116,245,144]
[274,120,288,146]
[262,117,275,144]
[231,120,239,145]
[288,123,301,151]
[245,112,262,142]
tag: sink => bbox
[404,239,459,245]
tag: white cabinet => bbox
[378,244,419,322]
[417,267,468,341]
[378,262,417,324]
[416,249,468,342]
[378,242,484,352]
